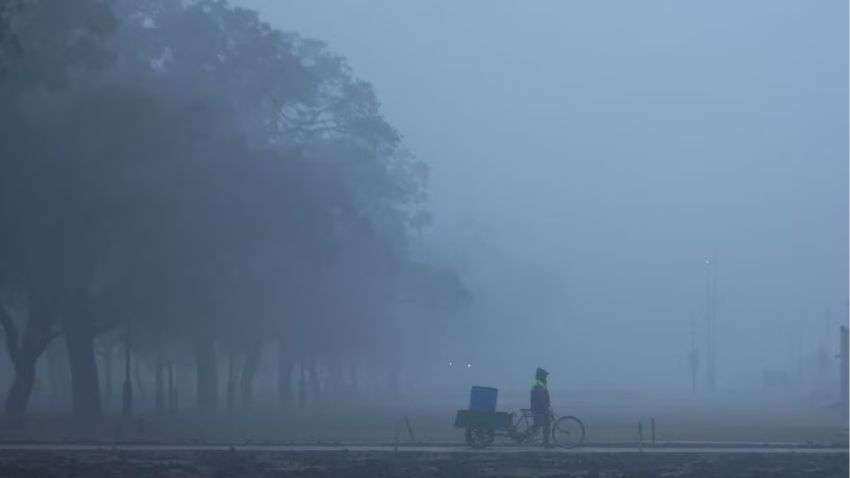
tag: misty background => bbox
[0,1,846,441]
[236,0,848,392]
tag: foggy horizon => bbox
[236,0,848,391]
[0,2,847,474]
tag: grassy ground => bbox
[0,391,845,477]
[0,392,846,447]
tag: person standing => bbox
[531,367,552,447]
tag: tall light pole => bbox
[704,256,717,392]
[689,313,699,394]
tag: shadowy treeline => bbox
[0,0,470,428]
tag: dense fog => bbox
[236,0,848,394]
[0,0,846,432]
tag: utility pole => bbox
[688,314,699,394]
[704,256,717,392]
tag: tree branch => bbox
[30,327,60,359]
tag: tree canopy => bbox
[0,0,468,421]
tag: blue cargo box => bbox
[469,386,498,412]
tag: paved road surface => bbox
[0,443,845,453]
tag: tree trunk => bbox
[103,344,113,412]
[278,360,294,406]
[241,341,262,411]
[133,357,146,402]
[276,338,294,407]
[168,362,177,413]
[226,352,235,415]
[326,359,337,397]
[4,361,36,421]
[330,359,344,396]
[46,340,67,404]
[155,356,165,415]
[308,359,321,403]
[64,298,102,424]
[1,291,56,422]
[297,361,306,409]
[122,332,132,417]
[194,337,218,414]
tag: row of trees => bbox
[0,0,469,427]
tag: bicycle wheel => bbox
[552,416,586,448]
[465,425,495,449]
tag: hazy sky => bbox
[234,0,847,391]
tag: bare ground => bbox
[0,448,846,477]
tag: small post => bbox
[651,418,656,447]
[638,421,643,451]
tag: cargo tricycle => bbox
[454,386,586,449]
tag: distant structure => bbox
[704,256,718,392]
